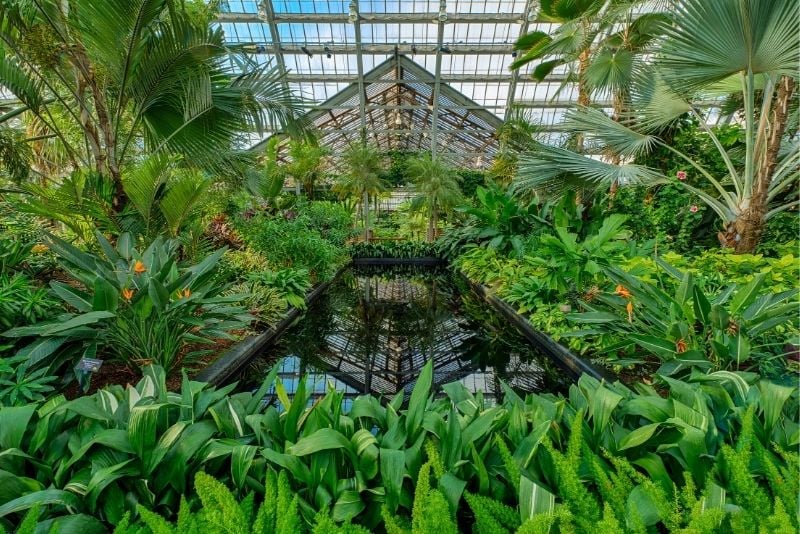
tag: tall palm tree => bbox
[406,153,463,242]
[0,0,303,210]
[335,144,385,240]
[511,1,664,152]
[286,136,329,199]
[514,0,799,253]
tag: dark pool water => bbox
[238,265,571,402]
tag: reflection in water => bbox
[240,265,571,402]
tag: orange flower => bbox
[626,300,634,323]
[133,260,146,274]
[675,338,687,354]
[121,288,135,301]
[584,286,600,302]
[31,244,49,254]
[615,285,632,299]
[176,288,191,299]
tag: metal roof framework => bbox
[216,1,727,164]
[216,0,577,160]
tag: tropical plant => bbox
[335,145,386,240]
[226,279,287,327]
[293,201,354,247]
[249,268,311,310]
[3,232,251,374]
[405,153,463,242]
[349,241,441,260]
[112,471,370,534]
[0,365,281,530]
[440,185,550,258]
[523,214,631,299]
[568,263,799,377]
[236,215,345,283]
[245,137,288,211]
[0,355,57,407]
[0,0,303,209]
[1,362,796,532]
[286,137,329,199]
[511,0,663,152]
[515,0,799,253]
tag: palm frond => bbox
[160,169,211,237]
[0,46,43,115]
[658,0,799,93]
[513,143,667,197]
[564,106,658,157]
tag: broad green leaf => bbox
[629,334,677,359]
[0,489,81,517]
[287,428,353,458]
[380,448,406,513]
[618,423,661,450]
[405,361,433,441]
[41,311,115,335]
[231,445,258,490]
[0,405,36,449]
[729,274,765,314]
[519,476,555,521]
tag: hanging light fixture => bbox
[348,1,358,23]
[438,0,447,22]
[527,2,539,22]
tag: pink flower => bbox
[689,205,699,213]
[677,170,687,181]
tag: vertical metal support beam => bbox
[351,1,368,143]
[504,0,536,121]
[259,0,290,97]
[430,0,446,157]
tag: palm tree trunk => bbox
[363,190,370,241]
[574,47,592,154]
[722,76,796,253]
[608,90,627,198]
[426,204,436,243]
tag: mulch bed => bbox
[63,334,242,399]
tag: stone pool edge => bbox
[463,276,616,383]
[196,264,350,386]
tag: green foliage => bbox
[0,356,56,407]
[568,263,798,377]
[349,241,441,260]
[439,185,550,259]
[236,212,348,283]
[0,362,797,532]
[604,119,745,253]
[3,232,250,374]
[247,269,311,310]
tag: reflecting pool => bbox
[237,265,572,402]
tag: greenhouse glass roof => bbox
[215,1,571,163]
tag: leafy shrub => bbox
[112,471,369,534]
[439,185,549,259]
[569,264,798,377]
[226,280,287,327]
[249,268,311,310]
[0,363,795,533]
[293,201,355,247]
[236,215,346,283]
[4,233,251,374]
[349,241,441,259]
[623,249,800,294]
[0,356,56,407]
